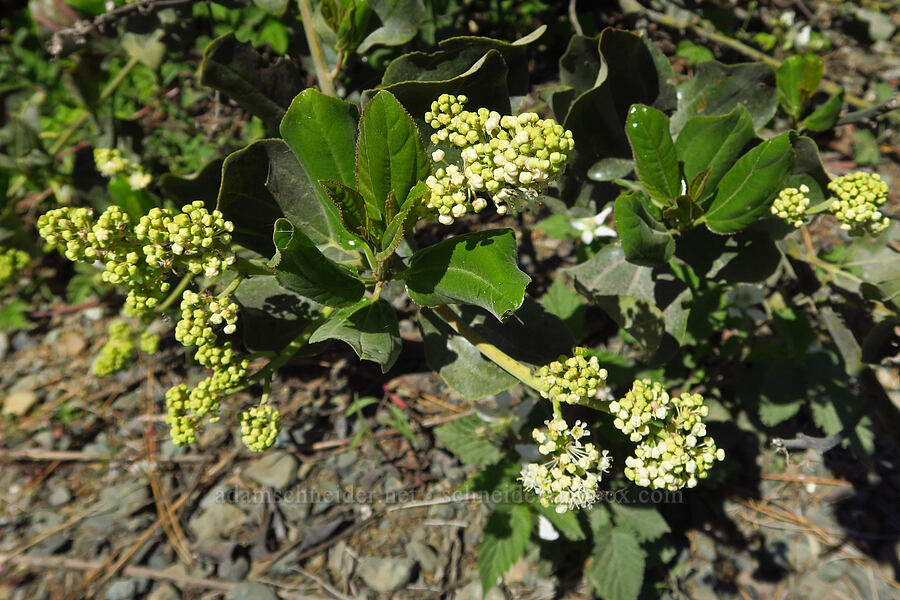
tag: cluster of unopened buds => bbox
[94,148,152,191]
[38,202,235,315]
[424,94,574,224]
[612,379,724,490]
[0,246,29,287]
[240,402,281,452]
[771,184,811,228]
[520,416,612,513]
[827,171,890,236]
[93,321,135,377]
[534,347,608,406]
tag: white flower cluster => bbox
[520,416,612,513]
[534,347,608,406]
[827,171,890,236]
[241,402,281,452]
[94,148,152,190]
[424,94,574,224]
[174,290,239,348]
[612,381,724,490]
[771,184,810,228]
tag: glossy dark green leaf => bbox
[319,179,371,240]
[614,191,674,267]
[369,50,511,137]
[559,34,602,96]
[674,105,755,206]
[280,88,359,193]
[356,90,430,223]
[776,54,823,119]
[670,61,777,134]
[802,88,844,132]
[540,278,586,339]
[587,158,634,182]
[160,158,223,209]
[233,275,320,352]
[382,26,543,111]
[625,104,680,207]
[405,229,530,320]
[703,132,794,234]
[357,0,427,54]
[216,141,287,257]
[200,33,303,133]
[271,218,365,307]
[308,298,401,372]
[418,308,518,399]
[378,182,427,261]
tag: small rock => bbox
[104,579,137,600]
[453,580,504,600]
[245,451,298,490]
[2,390,38,416]
[189,504,246,541]
[57,331,87,357]
[218,554,250,582]
[147,583,180,600]
[100,482,149,515]
[11,331,35,351]
[356,556,416,592]
[33,431,55,450]
[47,486,72,507]
[406,540,439,573]
[224,582,278,600]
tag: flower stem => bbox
[156,272,192,312]
[431,304,543,392]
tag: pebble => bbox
[406,540,440,573]
[189,504,247,540]
[218,554,250,581]
[224,582,279,600]
[47,486,72,507]
[100,481,149,515]
[2,390,38,416]
[356,556,416,592]
[244,451,298,490]
[147,583,180,600]
[104,579,137,600]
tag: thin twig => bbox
[569,0,583,36]
[297,0,336,97]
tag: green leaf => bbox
[559,34,602,97]
[356,90,430,223]
[405,229,530,320]
[802,88,844,132]
[107,176,155,223]
[200,33,303,133]
[820,307,863,376]
[703,132,794,234]
[609,503,670,543]
[434,414,504,466]
[614,191,674,266]
[675,39,714,66]
[529,501,586,541]
[370,50,511,137]
[120,30,166,71]
[540,278,586,339]
[840,222,900,310]
[588,157,634,182]
[625,104,680,208]
[254,0,288,14]
[853,129,880,166]
[233,275,321,352]
[418,308,518,399]
[585,526,646,600]
[0,300,29,333]
[594,294,666,354]
[478,504,532,593]
[319,179,372,240]
[377,183,427,261]
[271,218,365,307]
[160,158,223,209]
[216,141,287,257]
[670,61,777,135]
[280,88,360,193]
[308,298,401,372]
[776,54,823,119]
[674,105,756,206]
[357,0,427,54]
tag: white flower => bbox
[571,205,617,244]
[431,149,445,162]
